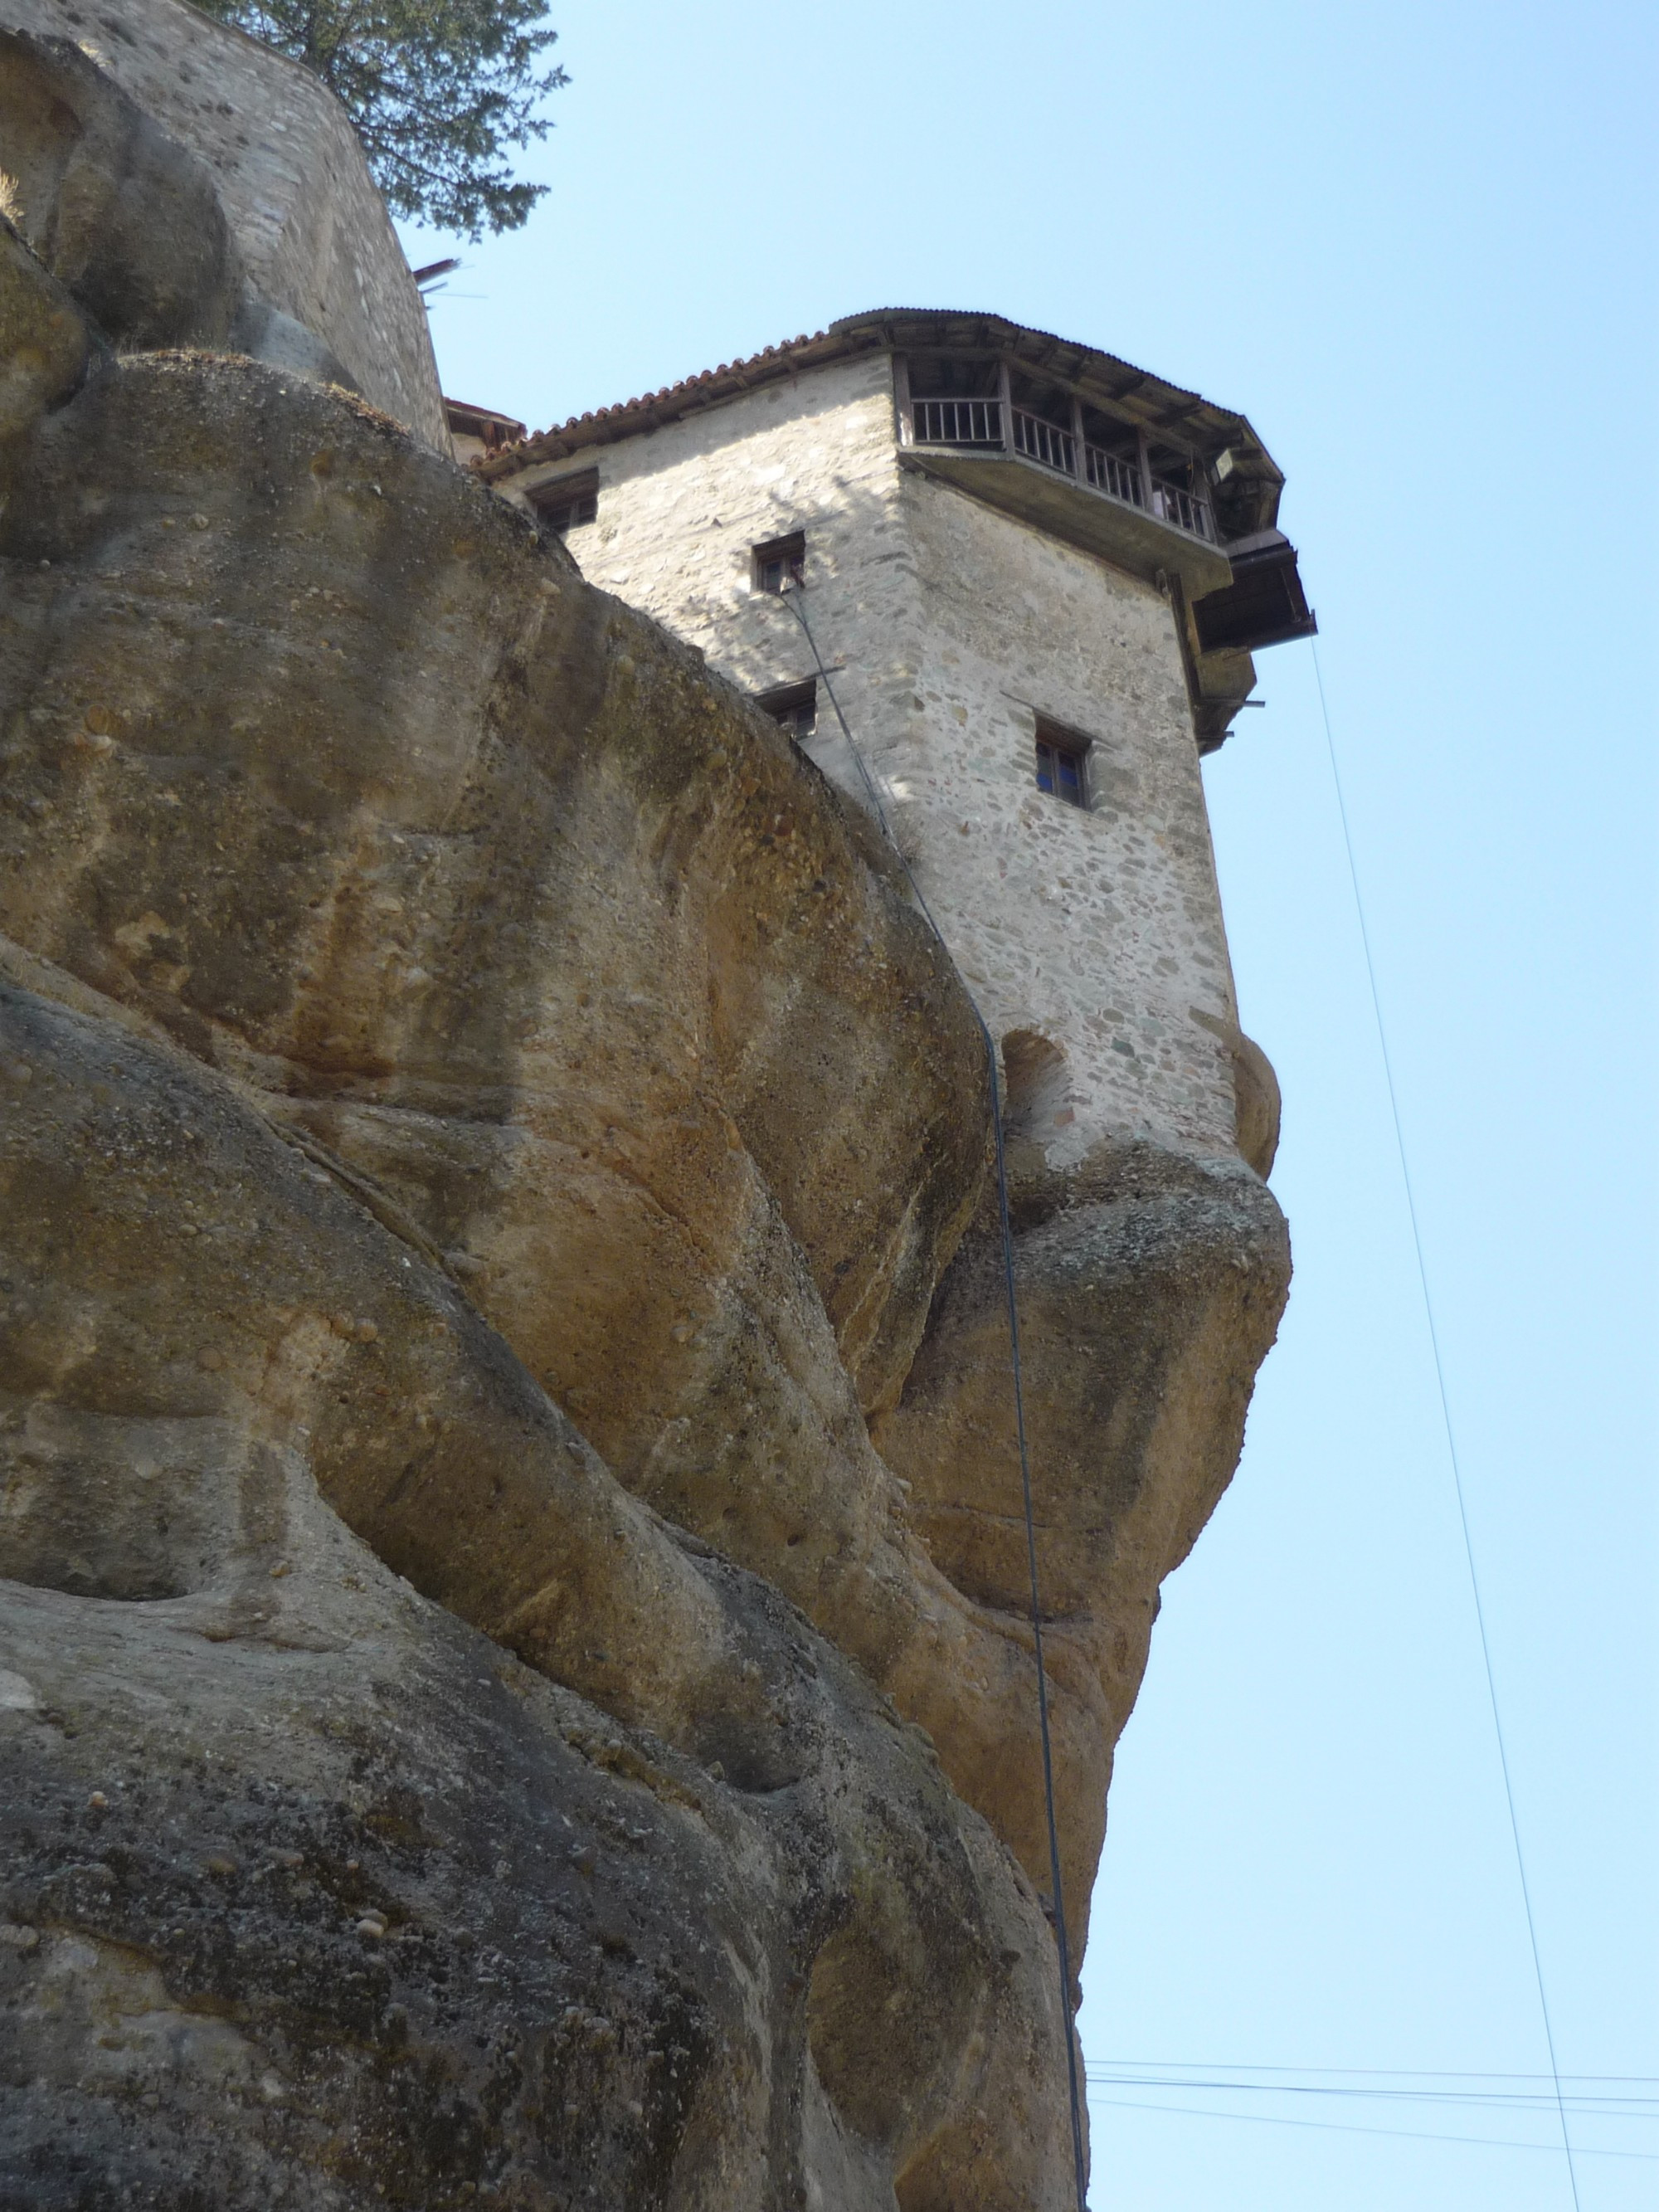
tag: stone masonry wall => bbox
[888,469,1241,1160]
[507,353,1243,1162]
[3,0,446,444]
[519,353,911,752]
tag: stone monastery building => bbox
[468,309,1314,1179]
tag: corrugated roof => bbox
[476,309,1282,484]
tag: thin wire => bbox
[1085,2089,1659,2163]
[779,588,1091,2211]
[1311,638,1583,2212]
[1087,2059,1659,2083]
[1083,2070,1659,2114]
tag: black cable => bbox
[1310,638,1583,2212]
[777,587,1092,2210]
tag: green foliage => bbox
[191,0,566,238]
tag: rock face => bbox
[0,10,1289,2206]
[0,987,1068,2210]
[0,27,240,350]
[1,0,446,441]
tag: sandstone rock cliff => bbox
[0,11,1289,2205]
[1,0,446,441]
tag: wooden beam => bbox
[893,352,914,447]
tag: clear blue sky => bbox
[400,4,1657,2202]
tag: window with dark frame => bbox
[756,678,817,743]
[752,531,805,595]
[1034,716,1091,808]
[525,468,599,536]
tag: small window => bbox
[1034,716,1091,808]
[752,531,805,595]
[756,678,817,742]
[526,468,598,536]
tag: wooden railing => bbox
[908,392,1214,541]
[912,396,1004,446]
[1083,444,1143,507]
[1010,406,1076,475]
[1150,476,1213,540]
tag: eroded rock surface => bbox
[0,12,1288,2205]
[2,0,445,438]
[0,986,1068,2209]
[0,28,240,351]
[0,333,1089,2210]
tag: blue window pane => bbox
[1036,734,1086,806]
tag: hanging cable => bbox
[1310,637,1583,2212]
[776,586,1091,2211]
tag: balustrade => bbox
[909,393,1214,541]
[1010,406,1076,475]
[1083,444,1143,507]
[1149,476,1213,541]
[912,396,1003,446]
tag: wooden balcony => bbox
[902,385,1232,598]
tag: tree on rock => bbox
[191,0,566,237]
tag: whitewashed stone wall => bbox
[887,470,1241,1159]
[508,355,1242,1162]
[4,0,446,445]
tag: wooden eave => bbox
[477,309,1286,495]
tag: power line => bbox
[1311,638,1584,2211]
[1084,2088,1658,2162]
[1083,2069,1659,2115]
[1087,2059,1659,2085]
